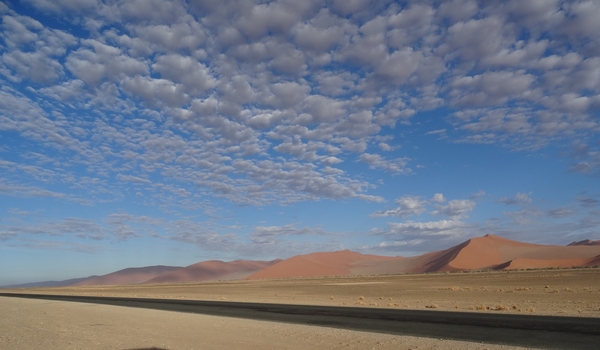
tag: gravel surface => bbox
[1,297,541,350]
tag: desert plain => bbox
[2,268,600,349]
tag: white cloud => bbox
[359,153,411,174]
[385,220,468,238]
[372,195,427,218]
[433,199,476,219]
[431,193,445,202]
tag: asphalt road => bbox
[2,292,600,349]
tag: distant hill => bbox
[3,276,94,289]
[145,259,281,284]
[74,265,182,286]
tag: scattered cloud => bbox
[499,192,533,205]
[371,196,427,218]
[431,193,445,203]
[433,199,476,219]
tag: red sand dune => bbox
[265,234,600,279]
[145,259,281,284]
[246,250,398,280]
[74,266,182,286]
[369,234,600,275]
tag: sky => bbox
[1,0,599,286]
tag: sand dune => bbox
[250,235,600,279]
[145,259,281,284]
[247,250,398,280]
[368,234,600,275]
[74,266,181,286]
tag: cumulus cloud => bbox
[359,153,411,174]
[371,195,427,218]
[433,199,476,219]
[431,193,445,202]
[248,224,330,244]
[384,220,469,238]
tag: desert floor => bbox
[9,268,600,317]
[2,269,599,349]
[2,296,595,350]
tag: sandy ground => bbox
[10,269,600,317]
[0,296,553,350]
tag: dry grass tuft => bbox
[425,304,438,309]
[358,296,365,300]
[440,286,462,291]
[494,304,508,311]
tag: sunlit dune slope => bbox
[246,250,399,279]
[145,259,281,284]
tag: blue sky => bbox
[1,0,599,285]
